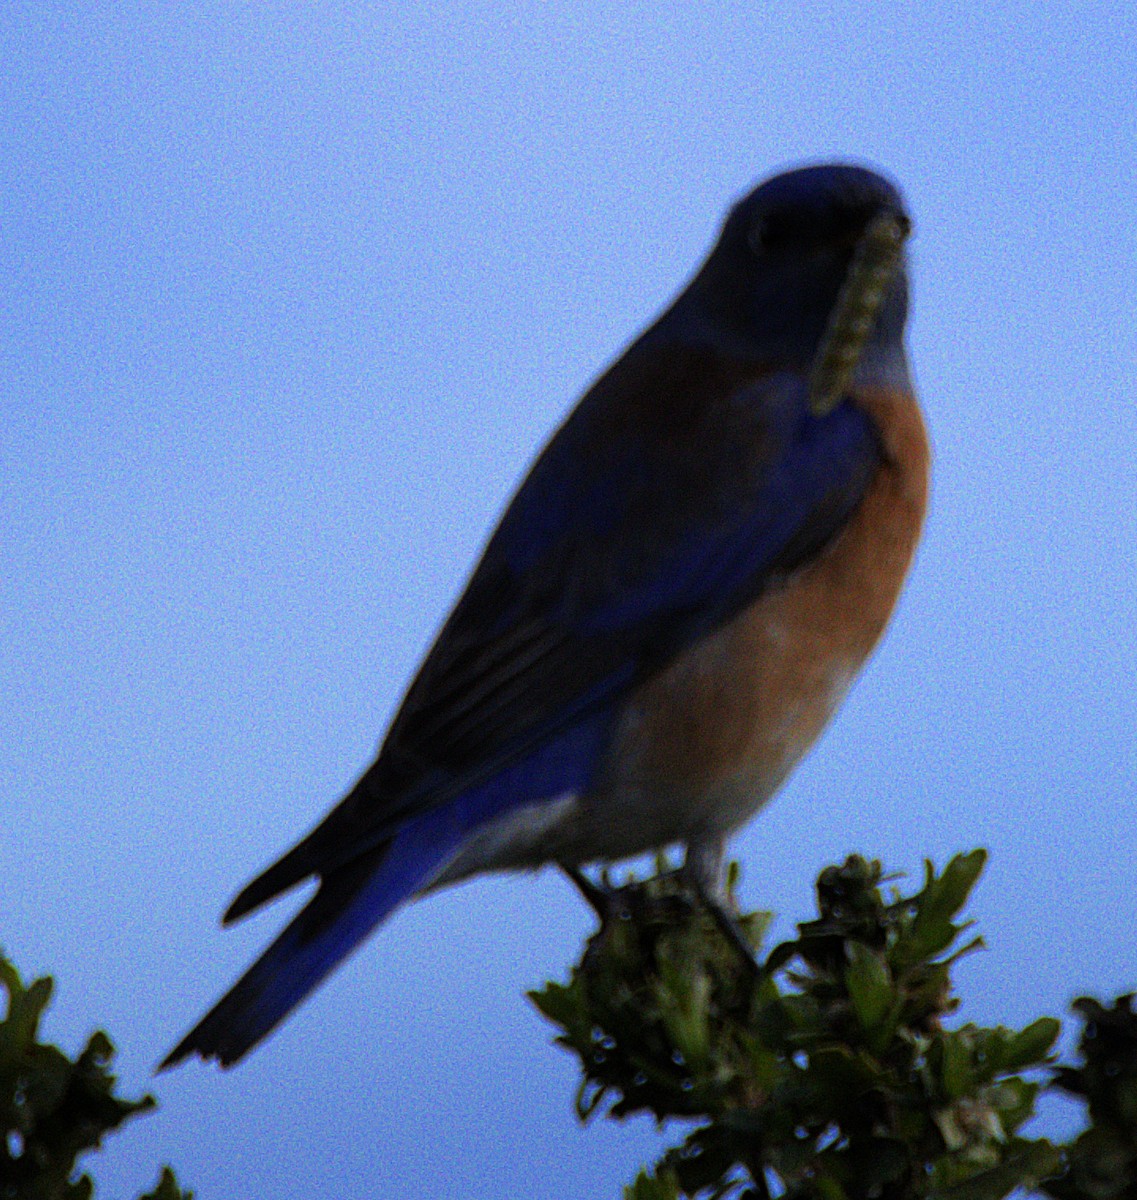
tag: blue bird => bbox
[163,163,929,1068]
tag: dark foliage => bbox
[532,853,1132,1200]
[0,954,190,1200]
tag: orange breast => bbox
[585,383,931,855]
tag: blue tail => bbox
[159,807,467,1068]
[162,711,611,1068]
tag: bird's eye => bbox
[746,210,804,254]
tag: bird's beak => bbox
[807,210,910,418]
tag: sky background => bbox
[3,2,1136,1196]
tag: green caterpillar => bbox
[808,211,909,417]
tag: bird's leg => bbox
[565,848,761,974]
[563,863,625,919]
[682,840,761,977]
[561,862,691,926]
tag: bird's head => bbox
[669,163,912,398]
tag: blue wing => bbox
[162,352,878,1068]
[231,351,880,916]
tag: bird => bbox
[162,162,929,1069]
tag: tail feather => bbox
[160,810,465,1069]
[223,792,366,925]
[164,713,612,1069]
[222,822,333,926]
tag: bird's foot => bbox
[563,863,696,925]
[562,863,761,980]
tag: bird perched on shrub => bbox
[164,162,929,1069]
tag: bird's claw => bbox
[563,864,760,978]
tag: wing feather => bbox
[228,355,880,920]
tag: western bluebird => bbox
[163,163,929,1068]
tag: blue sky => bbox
[2,3,1135,1196]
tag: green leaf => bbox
[930,1138,1062,1199]
[624,1166,683,1200]
[905,851,987,961]
[137,1166,194,1200]
[845,944,894,1035]
[937,851,989,911]
[1004,1017,1060,1070]
[528,981,580,1027]
[656,959,713,1069]
[940,1030,977,1101]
